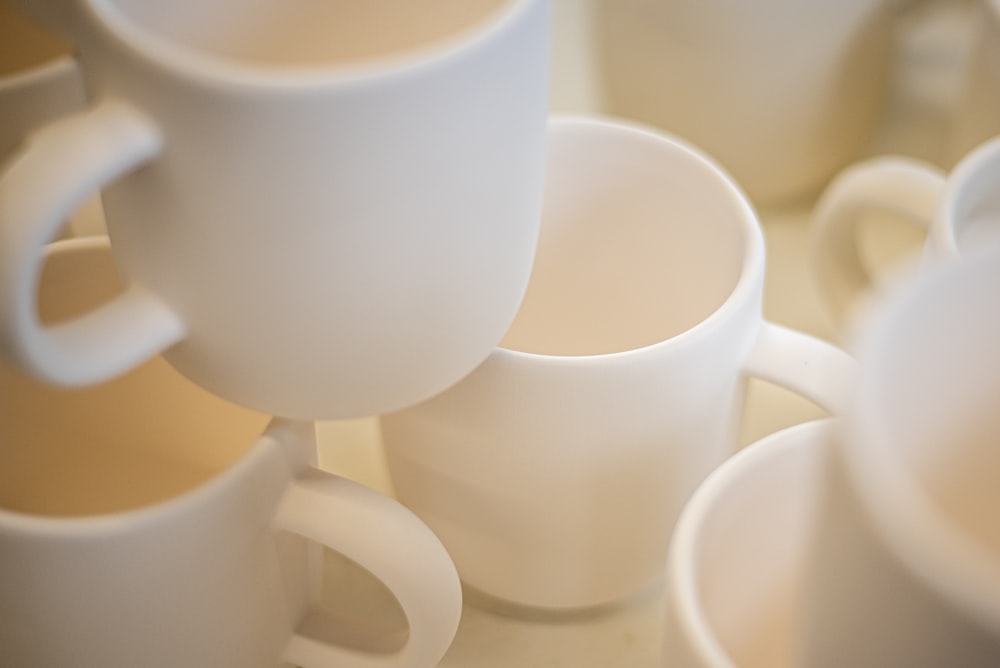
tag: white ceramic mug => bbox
[799,247,1000,666]
[0,0,550,419]
[663,419,835,668]
[949,0,1000,165]
[0,0,104,237]
[592,0,894,205]
[0,237,463,668]
[810,133,1000,332]
[379,116,854,611]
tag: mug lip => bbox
[665,418,835,667]
[0,54,77,90]
[494,115,765,365]
[0,236,282,535]
[846,249,1000,628]
[935,133,1000,257]
[81,0,537,89]
[0,421,280,535]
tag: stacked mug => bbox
[0,0,551,666]
[4,1,1000,668]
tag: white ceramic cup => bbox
[379,116,854,611]
[949,0,1000,165]
[663,419,835,668]
[592,0,894,205]
[0,0,104,237]
[0,237,463,668]
[810,133,1000,332]
[0,0,550,419]
[799,247,1000,666]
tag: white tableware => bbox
[379,116,854,611]
[592,0,894,205]
[1,0,550,419]
[799,246,1000,666]
[811,132,1000,332]
[0,0,104,236]
[949,0,1000,165]
[0,236,463,668]
[663,419,834,668]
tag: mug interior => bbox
[499,118,751,356]
[93,0,510,69]
[0,0,72,75]
[0,239,270,517]
[667,420,832,668]
[856,250,1000,576]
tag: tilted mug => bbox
[1,0,550,419]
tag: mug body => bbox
[593,0,892,204]
[53,0,550,418]
[800,249,1000,666]
[381,116,768,609]
[0,239,307,667]
[949,0,1000,166]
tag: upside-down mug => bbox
[1,0,550,419]
[380,116,854,610]
[0,236,463,668]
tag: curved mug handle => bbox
[267,421,463,668]
[0,100,186,386]
[809,157,947,332]
[743,321,856,419]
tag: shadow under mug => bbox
[0,0,549,419]
[663,419,835,668]
[0,237,462,668]
[811,133,1000,334]
[380,116,854,611]
[799,246,1000,666]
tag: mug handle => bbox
[0,100,186,386]
[743,322,855,417]
[269,421,462,668]
[809,156,946,332]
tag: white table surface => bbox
[314,1,979,665]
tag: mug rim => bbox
[0,54,77,90]
[846,248,1000,628]
[0,422,280,534]
[495,115,765,365]
[0,237,285,535]
[935,133,1000,257]
[665,418,835,667]
[81,0,538,88]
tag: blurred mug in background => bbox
[593,0,895,206]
